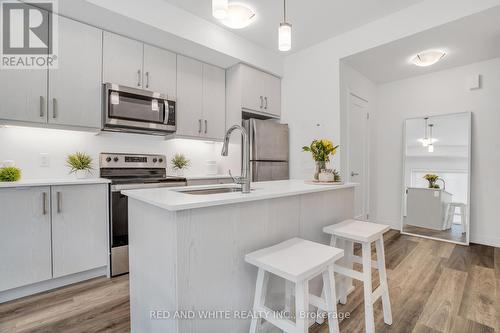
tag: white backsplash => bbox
[0,126,240,179]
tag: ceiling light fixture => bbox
[220,3,256,29]
[411,50,446,67]
[421,117,429,146]
[428,124,435,153]
[278,0,291,52]
[212,0,228,19]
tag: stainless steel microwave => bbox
[103,83,176,135]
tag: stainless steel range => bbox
[100,153,186,276]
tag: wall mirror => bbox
[401,112,471,245]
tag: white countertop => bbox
[0,178,111,188]
[122,179,357,211]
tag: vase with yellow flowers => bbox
[302,139,339,180]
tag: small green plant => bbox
[66,152,93,174]
[171,154,190,171]
[333,169,341,182]
[0,167,21,182]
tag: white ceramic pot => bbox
[75,170,88,179]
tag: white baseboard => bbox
[0,266,107,303]
[470,234,500,247]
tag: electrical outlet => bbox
[39,153,49,167]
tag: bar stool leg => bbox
[322,264,340,333]
[249,268,269,333]
[460,206,467,233]
[362,242,375,333]
[375,236,392,325]
[340,239,353,305]
[295,280,309,333]
[285,280,294,313]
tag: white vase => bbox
[75,170,88,179]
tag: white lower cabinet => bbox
[0,187,52,292]
[51,184,108,278]
[0,184,108,292]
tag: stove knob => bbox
[152,158,158,163]
[158,158,163,163]
[105,157,111,162]
[113,157,119,162]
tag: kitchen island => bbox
[122,180,356,333]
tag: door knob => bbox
[351,171,360,177]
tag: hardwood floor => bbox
[0,231,498,333]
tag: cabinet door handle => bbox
[198,119,202,133]
[145,72,150,88]
[52,98,58,118]
[264,97,268,110]
[42,192,47,215]
[39,96,45,117]
[260,96,263,109]
[57,191,62,213]
[204,120,207,134]
[137,69,142,87]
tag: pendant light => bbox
[279,0,291,52]
[422,117,429,147]
[212,0,228,19]
[428,124,434,153]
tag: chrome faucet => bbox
[436,178,446,191]
[221,124,251,193]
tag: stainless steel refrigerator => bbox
[243,118,289,181]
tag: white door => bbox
[48,16,102,128]
[103,32,144,88]
[176,55,203,137]
[348,94,370,220]
[202,63,226,140]
[143,44,176,97]
[0,187,52,292]
[51,184,108,278]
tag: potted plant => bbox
[0,166,22,182]
[171,154,190,176]
[423,174,440,188]
[66,152,93,179]
[302,139,339,180]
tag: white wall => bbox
[282,0,500,180]
[374,57,500,246]
[0,127,240,179]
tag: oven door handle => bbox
[111,182,186,191]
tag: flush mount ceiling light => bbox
[278,0,291,52]
[220,3,256,29]
[411,50,446,67]
[212,0,228,19]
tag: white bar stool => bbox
[323,220,392,333]
[445,202,467,232]
[245,238,344,333]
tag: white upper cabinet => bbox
[103,32,144,88]
[143,44,177,98]
[230,64,281,118]
[51,184,108,278]
[176,55,203,137]
[176,55,226,140]
[49,16,103,129]
[0,4,47,124]
[0,187,52,292]
[202,63,226,140]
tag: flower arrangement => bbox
[66,152,93,178]
[0,166,21,182]
[302,139,339,180]
[423,174,439,188]
[302,139,339,162]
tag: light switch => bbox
[39,153,49,167]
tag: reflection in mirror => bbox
[401,112,471,244]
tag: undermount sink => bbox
[177,187,244,195]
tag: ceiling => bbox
[162,0,425,54]
[343,6,500,83]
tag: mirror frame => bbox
[400,111,472,245]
